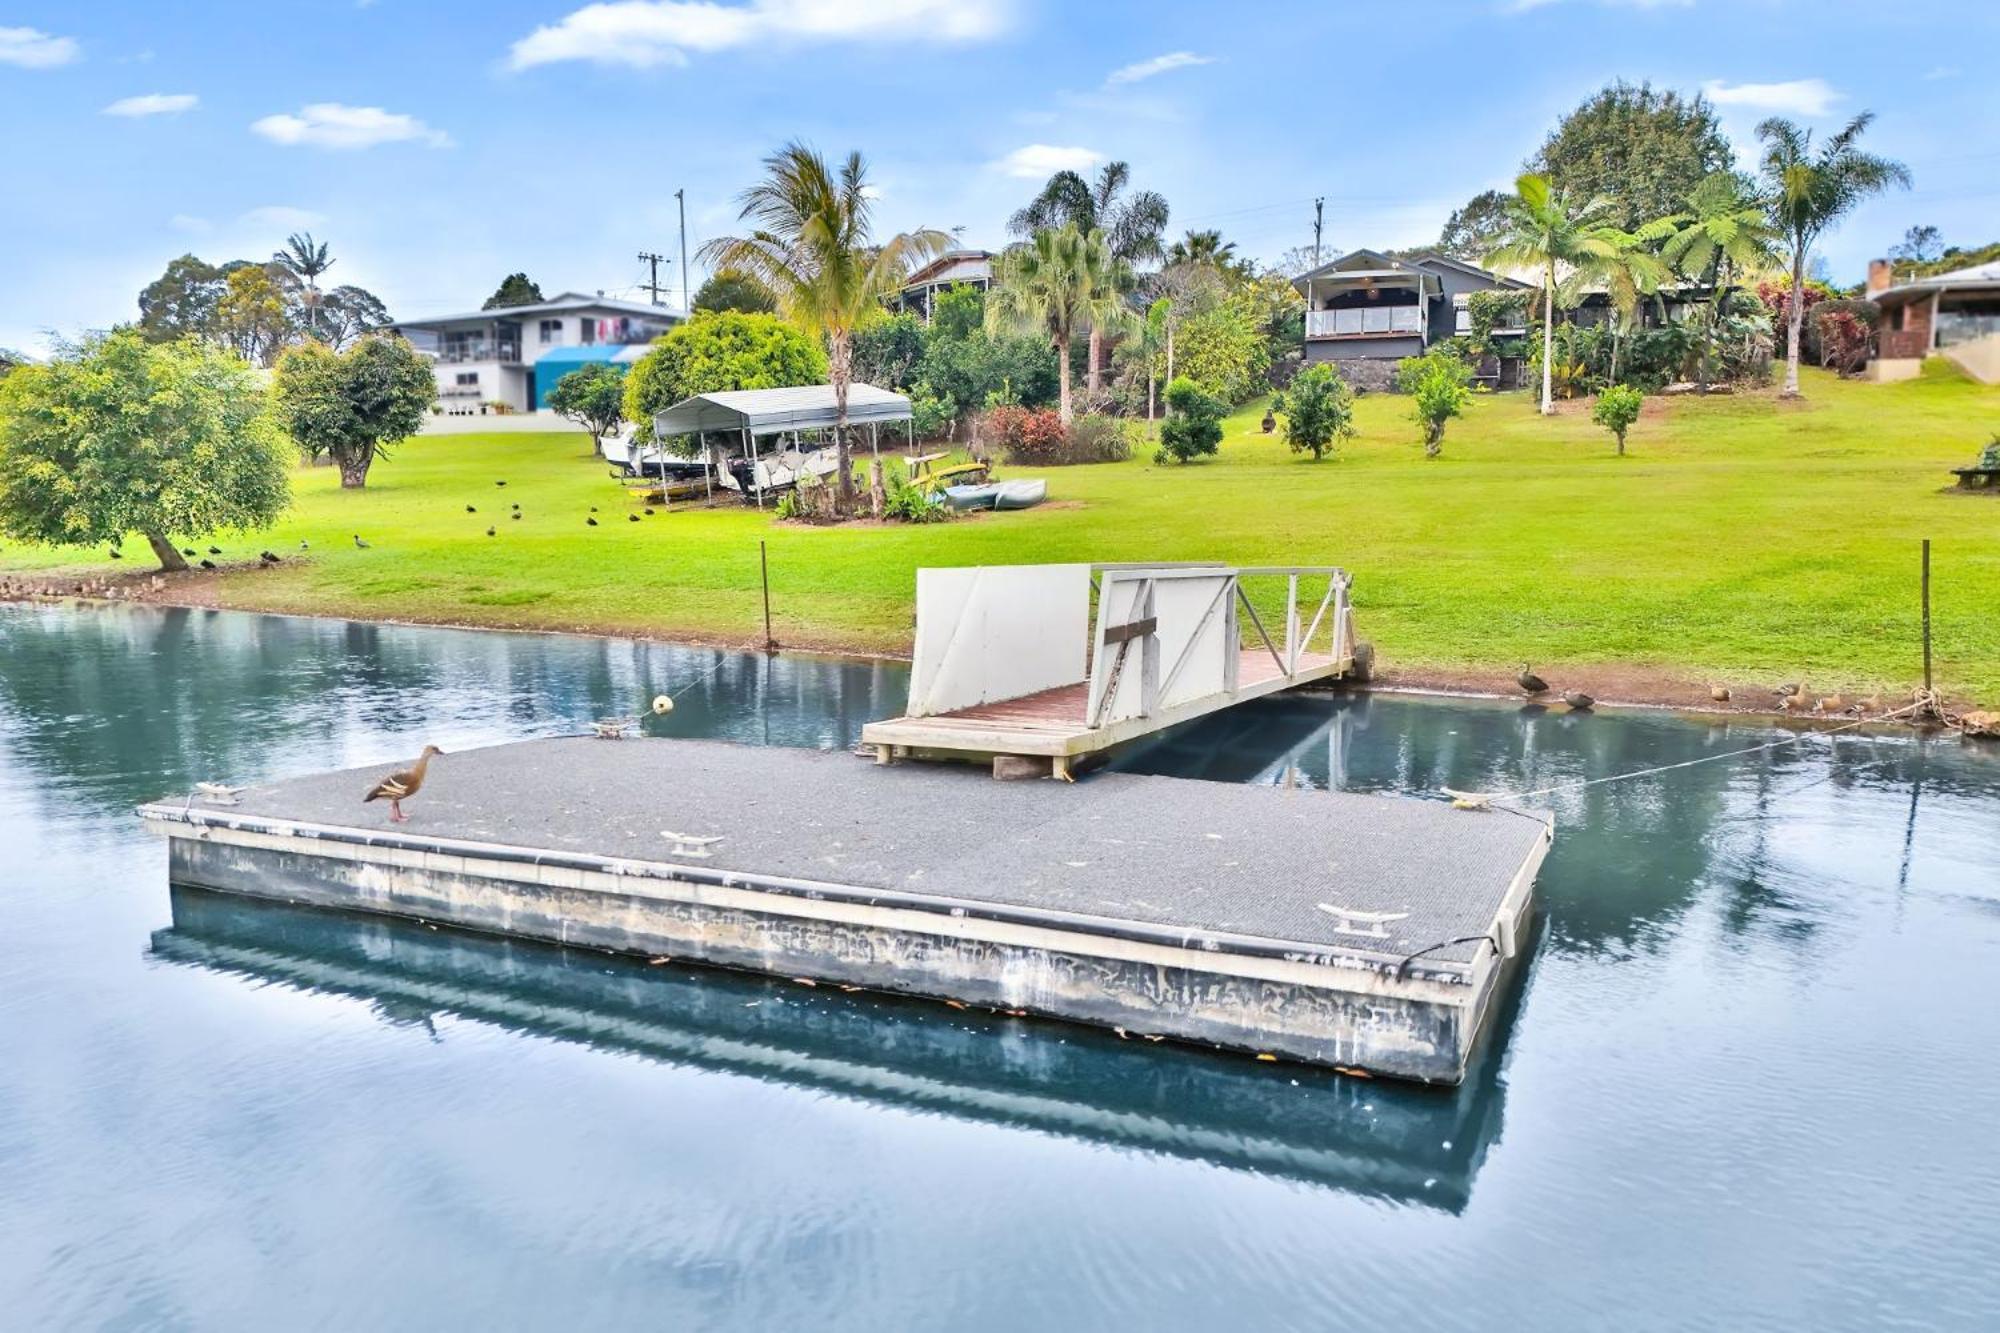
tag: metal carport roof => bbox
[651,383,912,438]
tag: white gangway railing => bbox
[904,562,1351,724]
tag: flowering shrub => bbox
[982,405,1069,464]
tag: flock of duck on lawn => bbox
[112,476,666,567]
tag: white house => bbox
[390,292,682,415]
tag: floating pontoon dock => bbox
[140,737,1550,1083]
[862,563,1361,777]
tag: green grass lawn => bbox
[7,364,1999,702]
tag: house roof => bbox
[1292,250,1442,297]
[392,291,684,330]
[899,249,995,290]
[1872,260,2000,305]
[651,382,912,438]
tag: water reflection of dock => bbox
[149,886,1517,1212]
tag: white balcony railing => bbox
[1305,306,1422,339]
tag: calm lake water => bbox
[3,602,1999,1331]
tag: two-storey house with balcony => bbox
[390,292,681,415]
[1293,250,1528,390]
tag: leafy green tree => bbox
[1591,384,1644,455]
[483,273,545,310]
[0,331,290,571]
[1757,113,1911,397]
[1659,173,1776,389]
[624,311,828,449]
[1396,349,1471,458]
[319,285,393,350]
[274,233,334,341]
[851,312,925,389]
[987,224,1127,424]
[1010,161,1168,396]
[272,335,436,488]
[217,265,295,367]
[138,254,227,342]
[1275,363,1355,461]
[1530,81,1733,232]
[1156,376,1224,464]
[699,142,949,512]
[1485,172,1626,415]
[1597,222,1676,383]
[547,362,627,454]
[693,269,775,314]
[1174,287,1272,404]
[1435,190,1514,261]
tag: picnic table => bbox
[1950,467,2000,492]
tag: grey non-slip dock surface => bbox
[203,738,1545,966]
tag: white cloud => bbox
[103,92,198,117]
[507,0,1011,71]
[251,103,452,149]
[993,143,1103,179]
[241,205,328,230]
[0,26,79,68]
[1702,77,1841,117]
[1105,51,1212,87]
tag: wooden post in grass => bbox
[1921,539,1933,701]
[760,540,775,653]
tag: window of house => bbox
[455,372,478,386]
[1453,293,1472,335]
[539,319,563,344]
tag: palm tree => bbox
[987,224,1129,424]
[1009,161,1167,398]
[1165,229,1240,272]
[699,142,949,512]
[274,233,334,341]
[1484,173,1625,415]
[1660,172,1778,389]
[1596,220,1675,384]
[1756,114,1910,397]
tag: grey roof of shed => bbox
[652,382,912,438]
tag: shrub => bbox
[908,384,955,441]
[1063,414,1135,464]
[1814,302,1877,376]
[1175,290,1271,404]
[1275,364,1356,462]
[1396,349,1472,458]
[983,405,1068,464]
[1591,384,1644,455]
[1156,377,1225,465]
[1978,436,2000,471]
[882,465,951,523]
[1618,325,1698,391]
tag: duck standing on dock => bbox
[363,745,444,824]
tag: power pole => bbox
[1312,197,1325,265]
[637,251,670,306]
[675,188,690,313]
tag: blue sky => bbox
[2,0,1995,354]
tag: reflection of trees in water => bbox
[0,605,904,821]
[152,884,1518,1212]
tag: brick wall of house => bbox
[1878,296,1933,359]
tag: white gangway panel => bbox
[907,565,1092,717]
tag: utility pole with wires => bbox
[675,188,690,313]
[1312,197,1325,265]
[637,251,671,306]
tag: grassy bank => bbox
[6,364,1998,702]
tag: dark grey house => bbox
[1293,250,1527,389]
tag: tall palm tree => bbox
[274,232,334,341]
[1165,229,1240,272]
[699,142,949,512]
[1660,172,1778,389]
[1484,173,1625,415]
[1756,113,1909,397]
[1596,220,1675,384]
[1009,161,1167,398]
[987,224,1128,424]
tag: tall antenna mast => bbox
[1312,197,1325,265]
[675,188,690,314]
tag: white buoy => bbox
[652,695,674,715]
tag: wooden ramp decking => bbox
[863,648,1350,768]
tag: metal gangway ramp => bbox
[862,562,1360,777]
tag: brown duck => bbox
[363,745,443,823]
